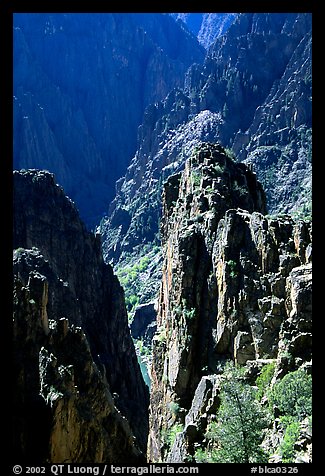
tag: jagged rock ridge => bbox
[102,13,312,275]
[13,13,204,227]
[170,13,238,48]
[233,25,312,216]
[13,169,149,462]
[148,143,312,463]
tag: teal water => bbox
[137,355,151,390]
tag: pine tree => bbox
[212,368,269,463]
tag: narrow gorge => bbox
[12,11,312,467]
[12,143,312,464]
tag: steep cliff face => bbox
[102,13,312,272]
[13,13,204,227]
[170,13,238,48]
[13,258,144,463]
[148,143,312,463]
[184,12,312,217]
[197,13,238,48]
[233,27,312,217]
[13,170,149,462]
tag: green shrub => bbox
[269,369,312,419]
[168,423,184,447]
[161,423,183,450]
[226,259,238,278]
[155,326,167,343]
[278,418,300,463]
[194,448,207,463]
[128,294,139,307]
[138,255,150,272]
[134,338,150,357]
[173,301,196,322]
[255,362,276,401]
[169,401,180,416]
[183,307,196,321]
[214,164,224,176]
[205,421,219,442]
[14,247,25,254]
[191,170,201,188]
[193,367,311,465]
[194,448,218,463]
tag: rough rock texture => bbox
[147,143,312,463]
[131,302,157,346]
[233,23,312,217]
[166,374,222,463]
[102,13,312,273]
[13,263,144,463]
[101,14,312,340]
[13,169,149,462]
[14,13,204,227]
[170,13,238,49]
[186,12,312,218]
[197,14,238,48]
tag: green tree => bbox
[212,370,269,463]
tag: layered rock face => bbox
[148,143,312,463]
[13,13,204,227]
[13,170,149,462]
